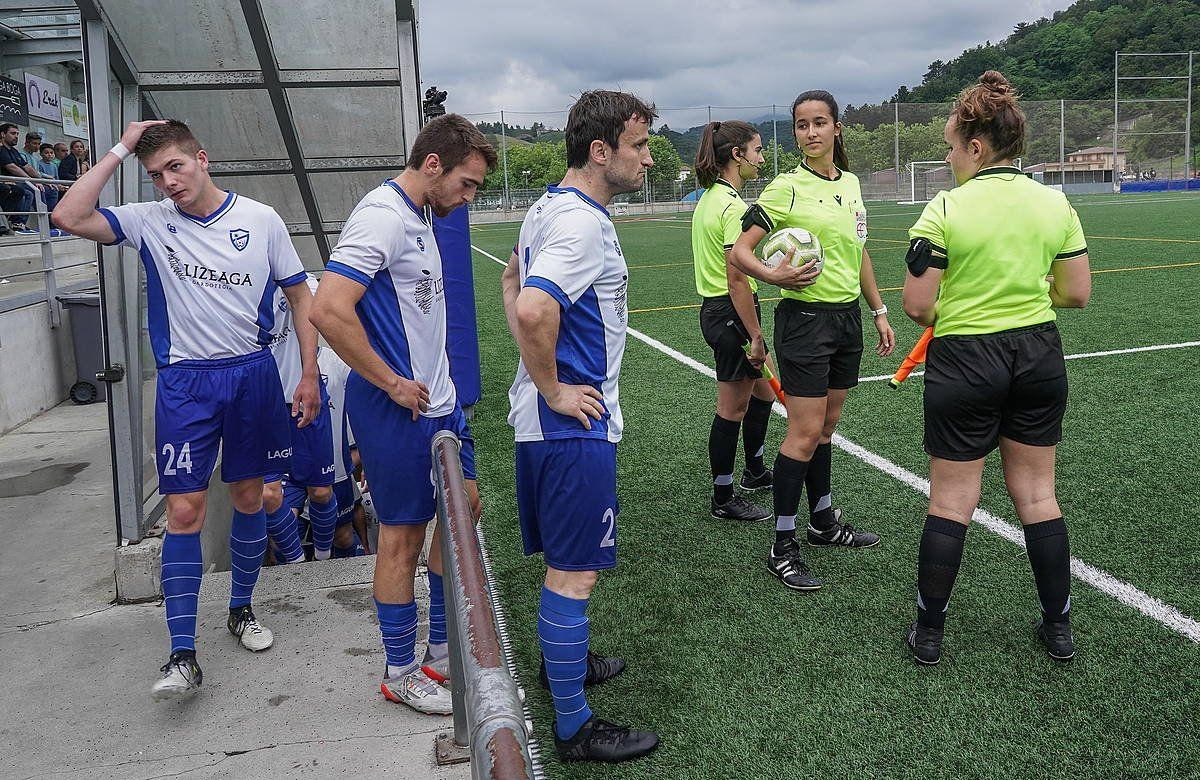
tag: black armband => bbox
[741,203,774,234]
[905,237,948,276]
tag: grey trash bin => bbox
[57,289,106,404]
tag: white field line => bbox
[472,242,1200,642]
[859,340,1200,384]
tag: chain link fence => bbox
[462,87,1195,218]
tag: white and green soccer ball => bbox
[759,227,824,273]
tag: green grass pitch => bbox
[463,190,1200,778]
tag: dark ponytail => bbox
[694,119,759,188]
[791,90,850,171]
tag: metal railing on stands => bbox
[431,429,543,780]
[0,174,97,320]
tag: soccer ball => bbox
[759,227,823,273]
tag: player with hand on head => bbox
[311,114,495,715]
[902,71,1090,665]
[501,90,660,763]
[730,90,895,592]
[53,119,318,699]
[691,120,778,523]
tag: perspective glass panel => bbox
[211,174,308,225]
[309,170,397,224]
[288,87,404,160]
[149,91,286,162]
[260,0,399,71]
[99,0,258,73]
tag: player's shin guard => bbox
[916,515,967,630]
[743,395,773,474]
[708,415,740,504]
[162,531,203,653]
[265,505,304,564]
[1023,517,1071,624]
[427,570,447,647]
[229,509,268,609]
[539,586,593,741]
[308,494,338,560]
[772,452,809,544]
[806,442,835,530]
[376,599,418,674]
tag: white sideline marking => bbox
[859,340,1200,384]
[473,242,1200,642]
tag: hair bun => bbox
[979,70,1012,93]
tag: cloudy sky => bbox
[418,0,1069,127]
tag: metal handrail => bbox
[431,430,538,780]
[0,172,88,322]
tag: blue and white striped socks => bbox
[265,505,305,564]
[538,586,593,740]
[427,570,447,655]
[229,509,268,609]
[377,599,418,677]
[309,494,338,560]
[161,531,203,654]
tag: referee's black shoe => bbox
[712,494,772,522]
[807,508,881,548]
[1035,619,1075,661]
[740,466,773,491]
[906,621,944,666]
[767,537,822,591]
[554,715,659,763]
[539,651,625,689]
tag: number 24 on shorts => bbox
[599,507,616,548]
[161,442,194,475]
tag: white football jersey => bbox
[508,186,629,443]
[100,192,306,367]
[318,346,355,482]
[267,275,318,401]
[325,182,456,418]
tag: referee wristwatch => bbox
[869,304,888,318]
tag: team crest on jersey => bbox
[278,297,289,313]
[230,229,250,252]
[855,211,868,241]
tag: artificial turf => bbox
[463,190,1200,778]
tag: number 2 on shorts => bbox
[599,507,616,548]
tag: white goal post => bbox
[899,158,1024,204]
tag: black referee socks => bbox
[806,442,835,530]
[742,396,773,474]
[772,452,809,543]
[1023,517,1072,625]
[708,415,741,504]
[916,515,967,630]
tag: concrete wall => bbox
[0,302,75,434]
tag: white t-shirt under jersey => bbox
[324,181,456,418]
[508,186,629,443]
[267,275,318,401]
[100,191,307,368]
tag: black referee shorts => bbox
[923,322,1068,461]
[773,299,863,397]
[699,294,763,382]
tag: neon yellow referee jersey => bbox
[908,166,1087,337]
[692,179,757,297]
[754,161,868,304]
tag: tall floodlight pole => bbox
[894,101,901,194]
[1060,99,1065,187]
[1113,52,1120,192]
[1185,51,1193,182]
[500,109,510,210]
[772,104,778,178]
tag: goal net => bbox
[900,158,1023,204]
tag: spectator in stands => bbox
[58,139,91,181]
[21,132,42,168]
[0,122,42,234]
[53,142,69,162]
[36,144,59,178]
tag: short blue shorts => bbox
[347,373,476,525]
[333,478,357,527]
[264,383,335,487]
[154,350,291,494]
[516,438,618,571]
